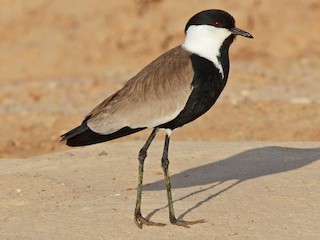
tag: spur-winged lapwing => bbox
[61,9,253,228]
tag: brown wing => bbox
[87,46,194,134]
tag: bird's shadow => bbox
[142,146,320,220]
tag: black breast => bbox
[159,53,229,130]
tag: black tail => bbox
[61,121,145,147]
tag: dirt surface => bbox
[1,2,320,238]
[0,0,320,158]
[1,141,319,239]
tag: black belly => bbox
[158,54,228,130]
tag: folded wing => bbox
[87,46,194,134]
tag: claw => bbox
[170,218,206,228]
[134,214,166,229]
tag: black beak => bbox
[231,27,253,39]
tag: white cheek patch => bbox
[182,25,232,78]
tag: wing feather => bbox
[87,46,194,134]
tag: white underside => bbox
[182,25,232,79]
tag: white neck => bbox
[182,25,232,78]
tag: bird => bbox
[61,9,253,228]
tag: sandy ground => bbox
[1,141,319,239]
[1,1,320,239]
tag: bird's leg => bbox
[161,130,206,228]
[134,128,165,228]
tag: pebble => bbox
[289,98,312,105]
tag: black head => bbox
[185,9,253,38]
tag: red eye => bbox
[212,22,221,27]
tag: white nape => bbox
[182,25,232,79]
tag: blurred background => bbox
[0,0,319,158]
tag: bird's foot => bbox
[170,218,206,228]
[134,213,166,229]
